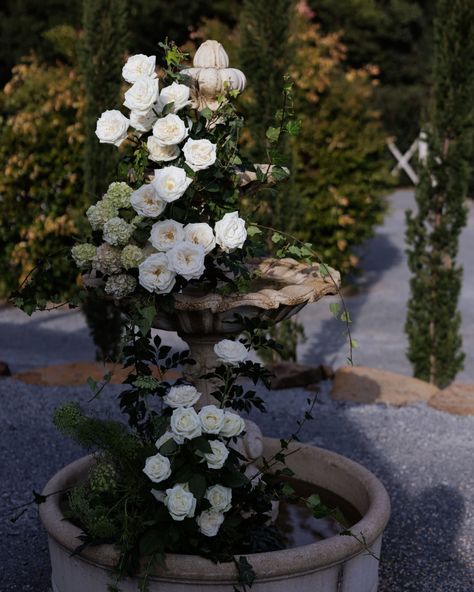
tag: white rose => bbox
[130,184,166,218]
[165,484,197,521]
[130,108,159,133]
[196,510,225,537]
[150,219,185,251]
[152,114,189,146]
[199,405,225,434]
[183,138,217,171]
[95,110,130,146]
[155,431,175,451]
[159,82,191,112]
[220,411,245,438]
[143,453,172,484]
[167,242,206,281]
[204,440,229,470]
[170,407,202,442]
[147,136,180,163]
[214,212,247,252]
[205,485,232,512]
[214,339,248,365]
[163,384,201,408]
[124,75,159,115]
[122,54,157,83]
[152,166,193,203]
[138,253,176,294]
[184,223,216,254]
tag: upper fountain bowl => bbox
[153,258,340,335]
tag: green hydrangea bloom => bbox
[86,199,118,230]
[90,462,118,494]
[103,217,134,247]
[120,244,144,269]
[103,182,133,209]
[104,273,137,299]
[92,243,122,275]
[71,243,96,269]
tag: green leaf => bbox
[351,338,359,349]
[271,232,285,244]
[192,436,213,454]
[281,483,295,497]
[247,225,262,237]
[340,311,352,323]
[306,493,321,509]
[319,264,330,278]
[237,556,256,587]
[266,127,280,143]
[200,107,213,120]
[329,302,341,318]
[159,438,178,456]
[137,305,156,336]
[188,473,207,499]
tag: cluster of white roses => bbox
[79,53,249,299]
[142,339,248,537]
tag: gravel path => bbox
[1,189,474,591]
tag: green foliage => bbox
[405,0,474,386]
[257,319,307,364]
[312,0,434,149]
[81,0,128,199]
[0,25,84,298]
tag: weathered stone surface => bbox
[331,366,438,406]
[268,362,333,390]
[428,383,474,416]
[12,362,179,387]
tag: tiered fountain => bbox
[39,41,390,592]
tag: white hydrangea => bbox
[150,219,185,251]
[198,405,225,434]
[205,485,232,513]
[138,252,176,294]
[163,385,201,408]
[170,407,202,442]
[166,242,206,281]
[182,138,217,171]
[124,76,159,115]
[196,510,225,537]
[184,223,216,254]
[120,245,144,269]
[204,440,229,470]
[159,82,191,113]
[215,211,247,252]
[92,243,122,275]
[104,274,136,299]
[103,217,134,247]
[143,452,171,484]
[220,411,245,438]
[165,484,196,521]
[86,200,118,231]
[152,113,188,146]
[71,243,96,269]
[103,182,134,209]
[130,108,159,133]
[130,184,166,218]
[152,166,193,203]
[122,54,157,84]
[95,110,129,146]
[147,136,180,163]
[214,339,248,365]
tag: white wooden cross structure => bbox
[387,132,428,185]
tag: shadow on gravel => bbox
[301,232,402,367]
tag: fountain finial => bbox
[183,40,246,111]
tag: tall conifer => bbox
[405,0,474,386]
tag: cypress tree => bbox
[405,0,474,386]
[239,0,294,162]
[80,0,129,361]
[81,0,128,198]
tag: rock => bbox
[0,361,11,377]
[12,362,180,387]
[267,362,332,390]
[428,383,474,416]
[331,366,438,406]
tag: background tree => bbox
[405,0,474,386]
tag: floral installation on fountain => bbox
[46,40,352,592]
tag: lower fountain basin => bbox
[39,439,390,592]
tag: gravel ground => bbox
[1,188,474,591]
